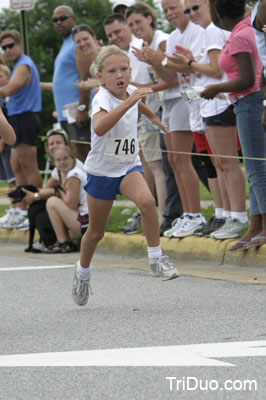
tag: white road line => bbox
[0,265,74,271]
[0,341,266,367]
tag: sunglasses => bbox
[184,5,200,14]
[1,42,17,51]
[52,15,73,23]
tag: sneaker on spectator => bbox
[163,215,186,238]
[121,211,141,234]
[16,217,29,231]
[194,216,225,237]
[2,212,27,229]
[0,209,12,227]
[172,215,206,238]
[72,264,91,306]
[211,218,249,240]
[149,255,180,280]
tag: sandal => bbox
[243,236,266,249]
[43,240,77,254]
[228,240,249,251]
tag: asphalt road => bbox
[0,244,266,400]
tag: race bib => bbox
[104,137,139,162]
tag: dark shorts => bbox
[61,121,91,143]
[203,105,236,127]
[8,112,41,148]
[77,213,89,235]
[83,165,144,200]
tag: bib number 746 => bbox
[105,137,139,162]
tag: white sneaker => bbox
[0,210,12,227]
[163,215,186,238]
[16,217,29,231]
[2,212,27,229]
[211,218,249,239]
[172,215,206,238]
[149,255,180,281]
[72,264,91,306]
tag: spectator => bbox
[168,0,248,241]
[0,29,42,230]
[140,0,207,237]
[42,5,92,162]
[126,2,171,226]
[43,145,88,253]
[72,24,100,94]
[201,0,266,249]
[112,0,134,15]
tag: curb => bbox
[1,228,265,267]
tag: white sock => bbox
[77,260,92,280]
[222,210,231,219]
[147,245,162,262]
[231,211,248,224]
[215,208,224,219]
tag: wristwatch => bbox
[78,104,88,112]
[161,57,168,68]
[186,59,194,70]
[34,192,40,201]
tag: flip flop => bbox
[228,240,249,251]
[243,236,266,249]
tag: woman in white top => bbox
[72,45,180,307]
[132,0,207,238]
[166,0,248,245]
[44,145,88,253]
[126,2,169,226]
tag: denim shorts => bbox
[83,165,144,200]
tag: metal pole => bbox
[20,10,29,55]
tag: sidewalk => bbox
[0,187,264,268]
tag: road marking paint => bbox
[0,341,266,367]
[0,265,74,272]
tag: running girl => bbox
[72,45,180,306]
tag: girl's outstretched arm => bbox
[0,108,15,145]
[93,87,153,136]
[138,102,168,134]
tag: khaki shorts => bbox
[138,115,162,162]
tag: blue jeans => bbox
[234,91,266,216]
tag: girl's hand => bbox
[127,87,153,106]
[200,85,220,100]
[263,25,266,33]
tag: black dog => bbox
[7,184,37,203]
[8,185,56,252]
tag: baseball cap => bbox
[112,0,134,13]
